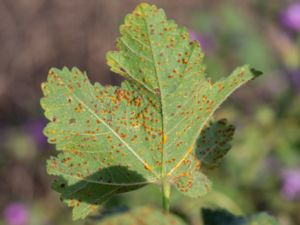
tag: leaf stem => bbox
[162,179,171,213]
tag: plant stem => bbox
[162,179,171,213]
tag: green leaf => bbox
[97,207,187,225]
[41,3,261,219]
[202,208,280,225]
[196,119,235,170]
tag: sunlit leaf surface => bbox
[41,3,261,220]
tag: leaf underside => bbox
[41,3,260,220]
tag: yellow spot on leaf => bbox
[163,134,167,144]
[144,164,152,171]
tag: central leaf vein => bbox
[140,7,167,178]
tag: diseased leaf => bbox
[41,3,261,219]
[97,207,187,225]
[202,208,280,225]
[196,119,235,170]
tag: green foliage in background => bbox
[97,207,187,225]
[202,208,279,225]
[192,3,275,81]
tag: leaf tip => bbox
[250,67,263,78]
[48,67,62,75]
[137,2,152,9]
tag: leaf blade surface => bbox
[41,3,261,219]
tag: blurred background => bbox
[0,0,299,224]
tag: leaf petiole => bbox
[162,179,171,213]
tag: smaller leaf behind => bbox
[195,119,235,170]
[97,207,188,225]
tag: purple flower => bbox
[189,31,214,53]
[290,70,300,90]
[3,202,29,225]
[190,31,201,42]
[25,119,47,147]
[281,3,300,31]
[281,168,300,200]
